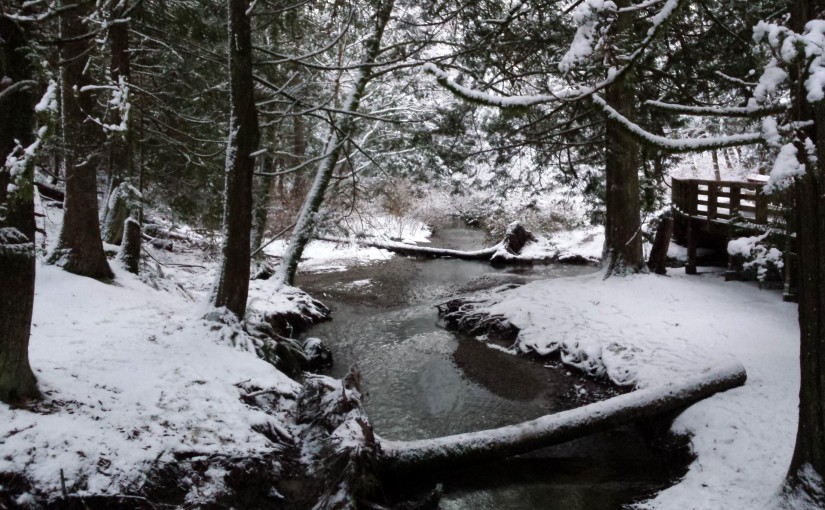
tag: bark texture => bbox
[648,213,674,275]
[0,229,39,403]
[785,0,825,504]
[101,182,141,245]
[0,17,39,403]
[602,1,645,276]
[211,0,260,318]
[276,0,395,286]
[118,217,141,274]
[49,3,113,279]
[100,15,132,222]
[379,361,747,473]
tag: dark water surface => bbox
[297,222,690,509]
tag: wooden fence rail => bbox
[671,178,796,300]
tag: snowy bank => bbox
[0,264,300,505]
[474,269,799,509]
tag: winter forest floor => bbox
[0,206,801,509]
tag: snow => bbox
[748,60,788,109]
[593,95,765,150]
[559,0,617,73]
[0,263,300,501]
[263,238,393,274]
[1,198,805,508]
[471,269,799,509]
[727,233,783,281]
[765,143,805,193]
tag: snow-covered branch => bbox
[422,0,685,108]
[645,100,786,117]
[592,94,806,152]
[0,80,37,105]
[3,81,58,197]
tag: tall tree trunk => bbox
[210,0,260,318]
[602,1,644,276]
[49,2,114,279]
[100,14,133,236]
[711,149,721,181]
[784,0,825,504]
[276,0,395,286]
[250,145,273,258]
[0,16,39,403]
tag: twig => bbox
[60,469,68,499]
[140,247,206,269]
[250,222,296,258]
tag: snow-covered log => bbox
[379,361,747,473]
[317,236,502,261]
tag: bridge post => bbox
[686,218,697,275]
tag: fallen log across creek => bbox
[377,360,747,473]
[316,235,502,261]
[316,221,541,263]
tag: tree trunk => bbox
[0,16,39,403]
[602,1,645,277]
[380,361,746,473]
[648,213,674,275]
[784,0,825,504]
[100,17,133,223]
[49,2,113,280]
[210,0,260,318]
[276,0,395,286]
[711,149,721,181]
[118,217,141,274]
[250,132,274,258]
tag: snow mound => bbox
[0,264,300,501]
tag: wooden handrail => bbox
[671,177,779,227]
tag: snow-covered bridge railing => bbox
[671,178,784,229]
[671,178,797,300]
[671,178,791,276]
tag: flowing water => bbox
[297,222,690,509]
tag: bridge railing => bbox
[671,178,784,231]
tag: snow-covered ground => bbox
[482,268,799,510]
[0,263,301,504]
[1,201,802,508]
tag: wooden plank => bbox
[707,183,718,221]
[756,191,769,224]
[686,218,697,275]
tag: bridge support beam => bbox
[686,218,697,275]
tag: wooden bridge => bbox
[671,178,796,299]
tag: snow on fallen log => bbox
[379,360,746,473]
[316,236,502,261]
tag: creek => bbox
[296,221,690,509]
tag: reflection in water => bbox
[299,223,689,509]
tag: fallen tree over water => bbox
[378,360,747,473]
[317,235,501,261]
[316,222,577,265]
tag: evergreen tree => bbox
[0,14,41,403]
[210,0,260,318]
[48,1,113,279]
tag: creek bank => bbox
[294,221,696,509]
